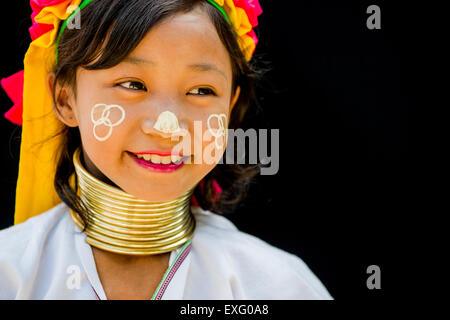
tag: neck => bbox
[70,147,196,256]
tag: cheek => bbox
[203,113,228,152]
[90,103,126,142]
[188,112,229,166]
[78,103,128,165]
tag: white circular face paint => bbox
[91,103,126,142]
[207,113,228,150]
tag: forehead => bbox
[128,7,232,75]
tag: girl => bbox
[0,0,332,300]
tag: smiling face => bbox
[51,6,240,202]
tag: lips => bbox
[127,151,189,172]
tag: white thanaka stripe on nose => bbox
[153,111,181,134]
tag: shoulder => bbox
[0,202,69,299]
[191,207,333,299]
[0,202,68,253]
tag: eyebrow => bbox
[123,56,227,80]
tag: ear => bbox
[229,86,241,113]
[47,72,78,127]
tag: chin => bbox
[126,185,188,202]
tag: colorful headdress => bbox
[1,0,262,225]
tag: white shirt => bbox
[0,202,333,299]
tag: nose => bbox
[141,110,187,140]
[154,111,180,133]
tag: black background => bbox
[0,1,414,300]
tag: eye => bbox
[119,81,147,91]
[188,87,216,96]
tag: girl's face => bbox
[53,7,240,201]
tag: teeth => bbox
[135,153,182,164]
[160,156,171,164]
[150,155,161,164]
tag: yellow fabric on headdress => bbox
[14,0,80,225]
[33,0,81,48]
[214,0,254,61]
